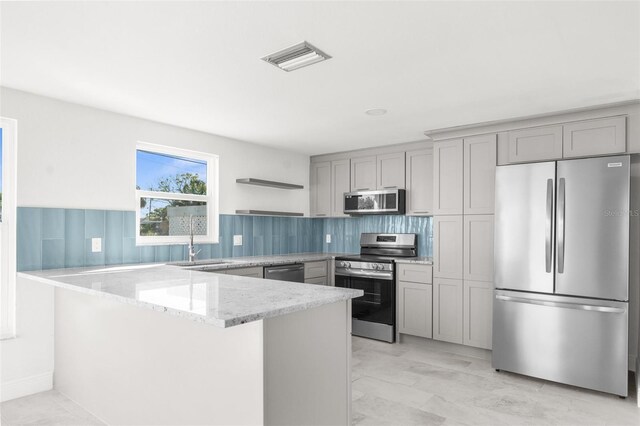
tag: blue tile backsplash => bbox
[16,207,432,271]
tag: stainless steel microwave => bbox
[344,189,406,215]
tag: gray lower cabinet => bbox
[304,260,329,285]
[397,264,433,338]
[304,276,328,286]
[398,282,433,338]
[563,116,626,158]
[223,266,264,278]
[433,278,463,344]
[405,147,433,216]
[463,280,493,349]
[220,261,329,284]
[507,125,563,164]
[310,161,331,217]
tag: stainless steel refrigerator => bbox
[493,155,630,397]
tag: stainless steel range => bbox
[335,233,417,343]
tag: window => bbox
[1,117,17,339]
[135,142,219,245]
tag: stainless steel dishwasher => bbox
[264,263,305,283]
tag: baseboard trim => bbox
[1,372,53,402]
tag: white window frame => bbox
[135,141,219,246]
[0,117,18,339]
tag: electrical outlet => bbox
[233,235,243,246]
[91,237,102,253]
[325,234,332,244]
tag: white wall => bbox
[1,278,54,401]
[0,87,311,401]
[0,87,310,215]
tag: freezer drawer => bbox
[492,290,628,396]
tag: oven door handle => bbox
[335,269,394,280]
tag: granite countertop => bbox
[178,253,348,271]
[393,256,433,265]
[19,262,363,328]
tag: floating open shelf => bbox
[235,210,304,217]
[236,178,304,190]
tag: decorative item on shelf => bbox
[236,178,304,190]
[235,210,304,217]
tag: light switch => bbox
[233,235,243,246]
[91,237,102,253]
[325,234,332,244]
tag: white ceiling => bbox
[1,1,639,155]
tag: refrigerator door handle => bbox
[557,177,566,274]
[495,294,625,314]
[545,179,554,273]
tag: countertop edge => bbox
[18,270,363,328]
[178,253,346,271]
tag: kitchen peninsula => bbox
[20,263,363,426]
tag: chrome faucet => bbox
[187,214,201,263]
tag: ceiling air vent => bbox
[261,41,331,72]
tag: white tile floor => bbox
[2,336,639,425]
[352,336,640,425]
[0,390,103,425]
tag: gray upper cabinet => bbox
[405,148,433,216]
[377,152,405,189]
[507,125,563,163]
[499,116,627,165]
[433,139,464,215]
[563,116,626,158]
[351,152,406,191]
[331,159,350,217]
[310,161,331,217]
[464,135,496,214]
[350,156,377,191]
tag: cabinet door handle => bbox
[315,214,326,217]
[412,210,430,214]
[353,188,369,191]
[382,186,398,189]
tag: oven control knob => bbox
[374,263,382,270]
[341,261,351,268]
